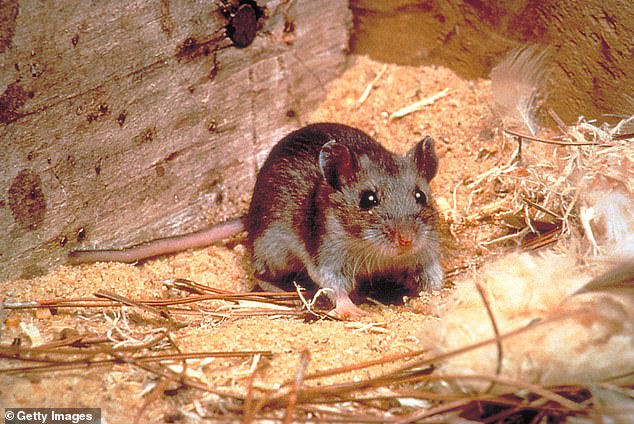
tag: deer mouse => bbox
[70,123,443,318]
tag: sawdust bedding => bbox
[1,55,630,422]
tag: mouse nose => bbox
[393,227,414,250]
[396,230,413,248]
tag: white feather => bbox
[490,45,549,135]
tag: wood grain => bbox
[0,0,350,281]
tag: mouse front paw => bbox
[416,260,444,292]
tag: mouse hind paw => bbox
[328,294,366,320]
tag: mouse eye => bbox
[359,190,379,210]
[415,188,428,206]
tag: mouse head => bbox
[318,136,440,262]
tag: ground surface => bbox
[1,55,520,422]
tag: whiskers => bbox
[344,225,440,280]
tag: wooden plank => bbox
[0,0,351,281]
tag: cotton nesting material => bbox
[424,252,633,391]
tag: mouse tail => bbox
[68,217,245,264]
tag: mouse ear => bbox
[408,136,438,181]
[319,140,358,190]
